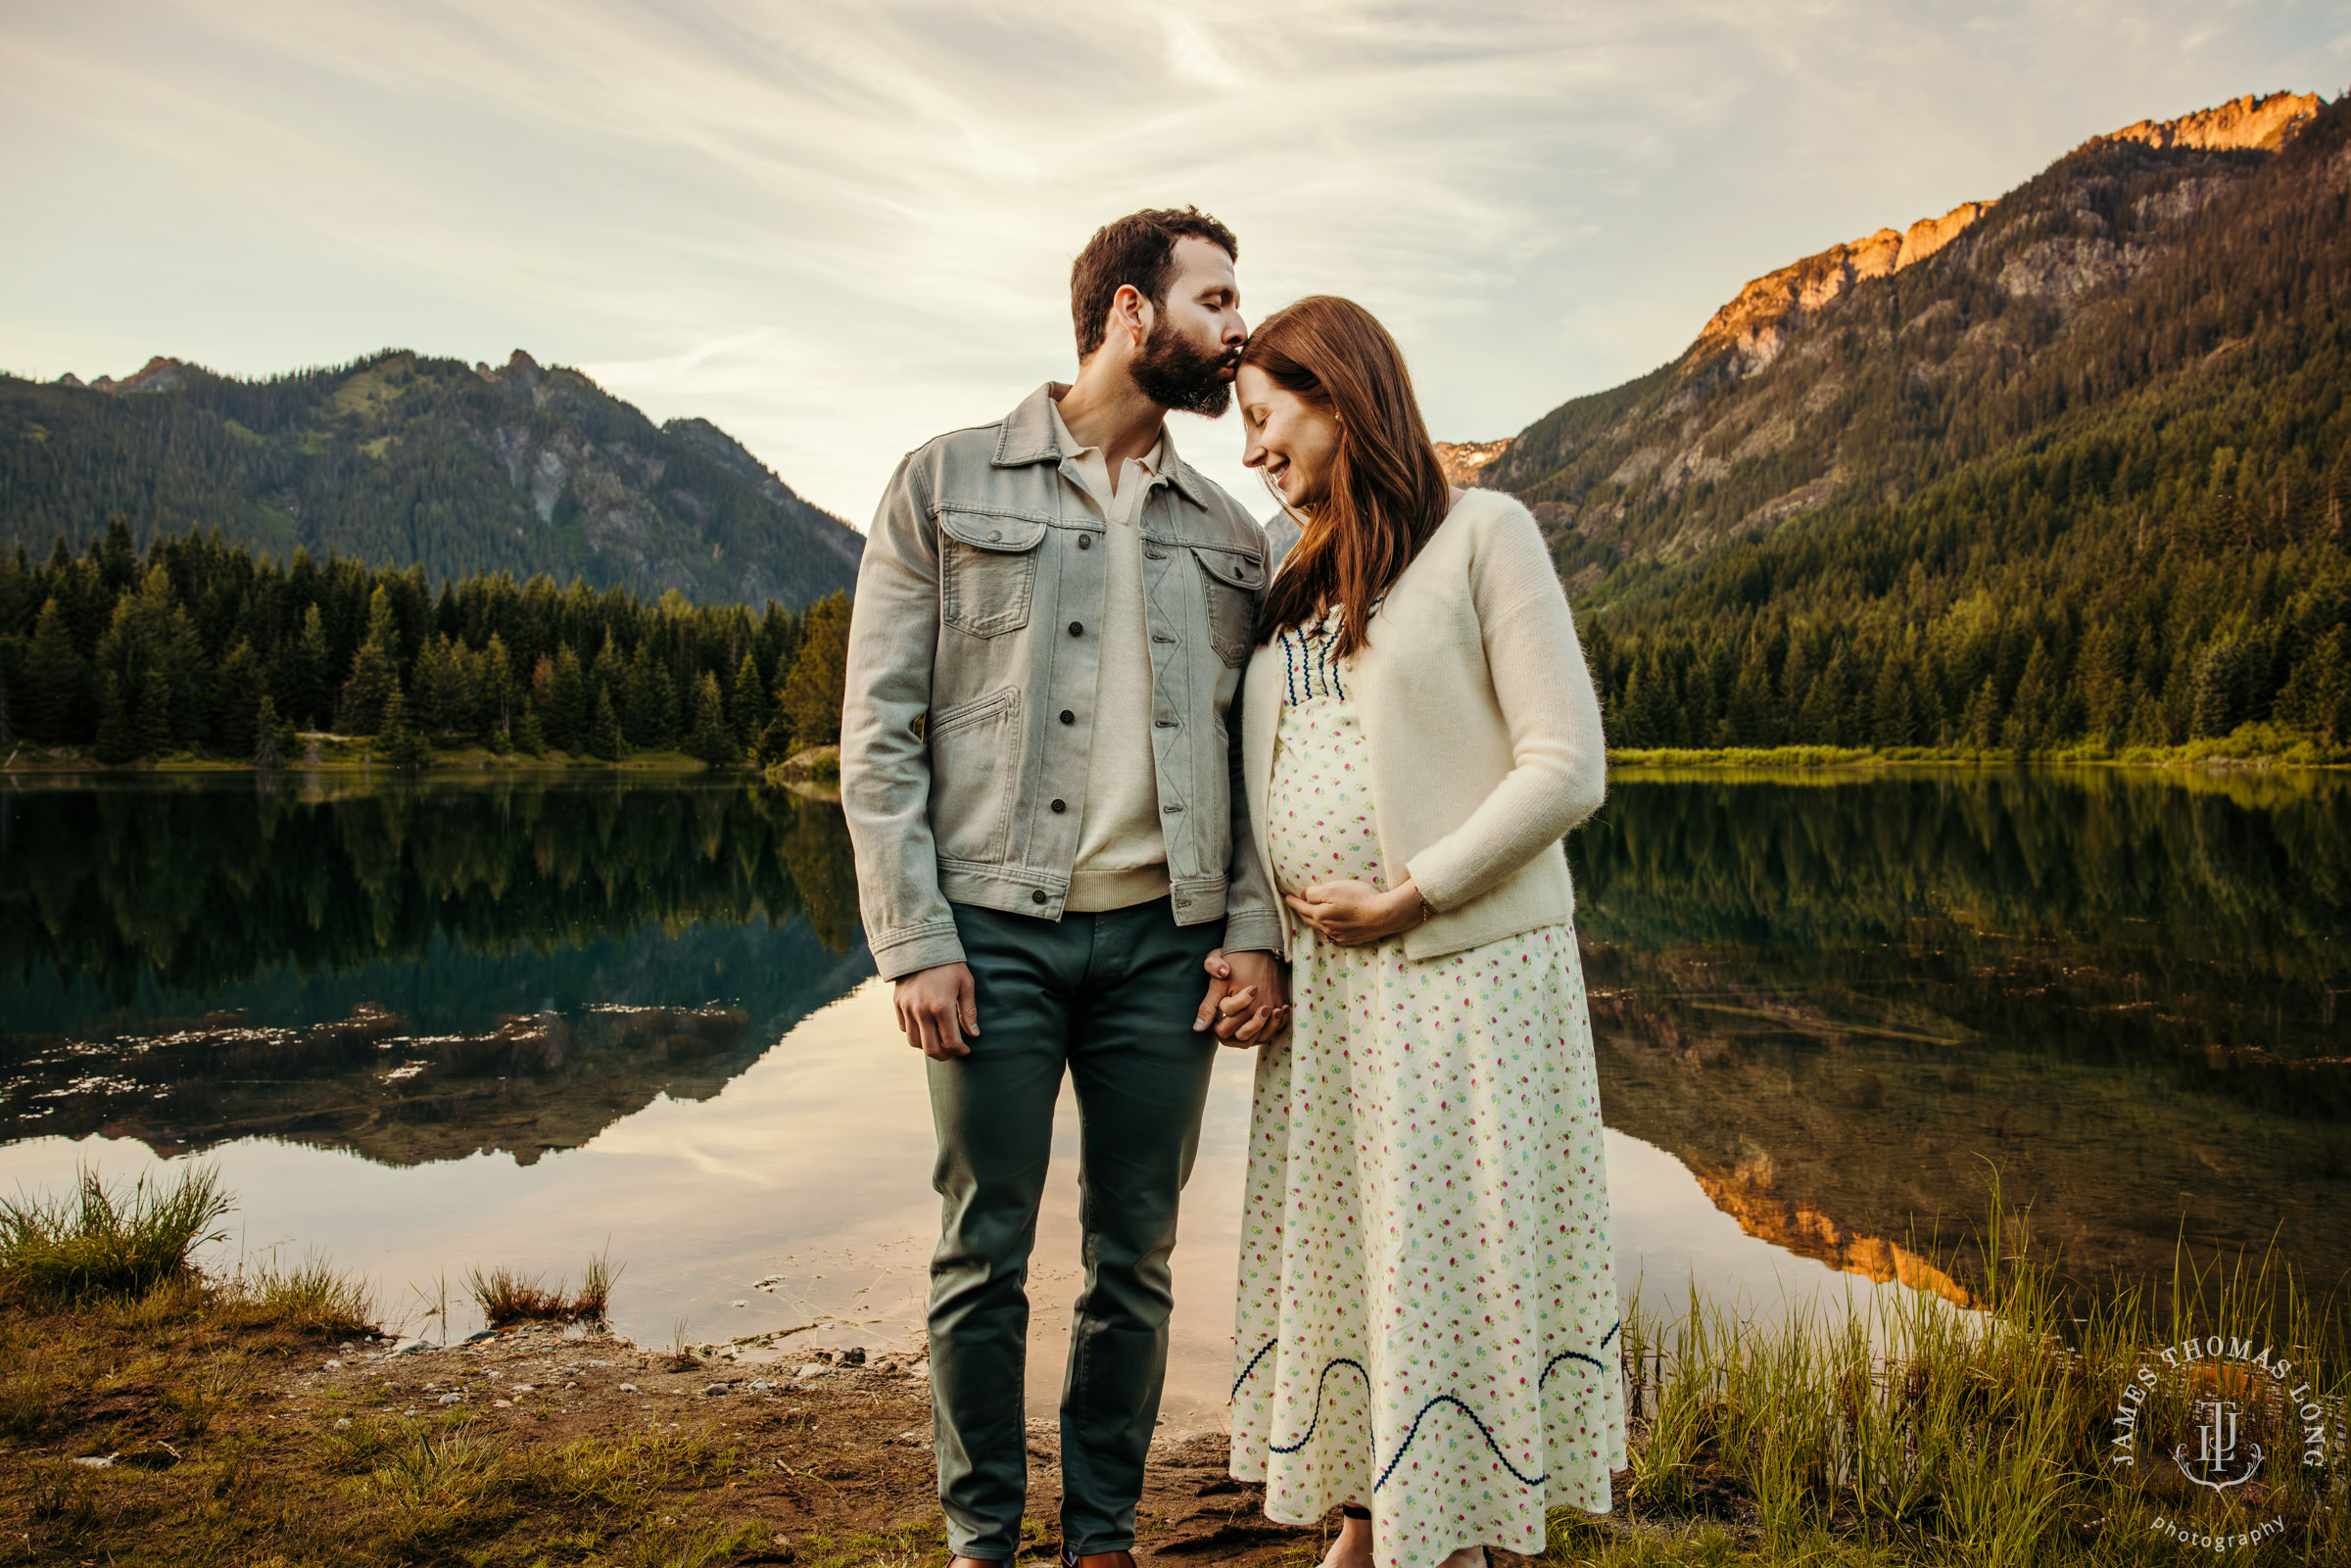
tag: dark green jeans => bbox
[927,897,1224,1561]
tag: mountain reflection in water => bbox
[1,777,870,1164]
[1,765,2346,1355]
[1574,766,2351,1307]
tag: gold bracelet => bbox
[1415,893,1435,926]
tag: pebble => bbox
[322,1359,343,1370]
[744,1379,776,1393]
[730,1300,747,1308]
[388,1336,435,1356]
[72,1453,118,1469]
[437,1393,464,1404]
[792,1364,832,1383]
[843,1347,866,1365]
[618,1383,640,1394]
[333,1418,352,1430]
[511,1385,536,1394]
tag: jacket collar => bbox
[993,380,1214,511]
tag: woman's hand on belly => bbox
[1284,878,1428,946]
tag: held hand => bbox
[1283,879,1427,947]
[894,963,979,1061]
[1197,947,1291,1047]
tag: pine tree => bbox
[622,637,677,749]
[338,588,403,737]
[212,640,264,757]
[512,704,548,757]
[254,693,283,768]
[93,673,138,765]
[380,688,430,769]
[731,650,769,751]
[287,604,330,728]
[779,592,850,748]
[21,597,90,743]
[589,686,627,761]
[134,671,171,759]
[477,634,515,743]
[687,671,741,766]
[548,644,590,752]
[755,691,793,766]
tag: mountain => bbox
[1,349,863,608]
[1469,89,2350,755]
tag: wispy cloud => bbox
[0,1,2336,522]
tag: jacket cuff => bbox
[1403,846,1470,914]
[869,922,968,982]
[1220,906,1285,957]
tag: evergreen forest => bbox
[0,520,852,769]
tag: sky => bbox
[2,2,2342,526]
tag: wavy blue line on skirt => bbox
[1539,1318,1621,1387]
[1231,1318,1622,1490]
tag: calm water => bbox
[3,769,2345,1427]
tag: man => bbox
[840,207,1290,1568]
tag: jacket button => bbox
[1051,798,1067,813]
[1068,621,1083,637]
[1032,889,1048,905]
[988,530,1003,542]
[1077,535,1092,549]
[1145,547,1167,560]
[1060,709,1075,725]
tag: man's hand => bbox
[895,963,979,1060]
[1284,879,1426,947]
[1196,948,1289,1046]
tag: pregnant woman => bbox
[1217,296,1624,1568]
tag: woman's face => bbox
[1237,363,1341,509]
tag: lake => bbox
[3,767,2345,1430]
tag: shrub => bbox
[0,1164,232,1304]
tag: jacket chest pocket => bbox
[939,509,1049,638]
[1191,545,1266,667]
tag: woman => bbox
[1216,297,1624,1568]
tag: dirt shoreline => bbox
[283,1323,1649,1564]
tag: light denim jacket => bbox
[840,382,1284,980]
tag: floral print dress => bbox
[1228,607,1626,1567]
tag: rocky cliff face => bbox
[1433,438,1513,488]
[2104,89,2322,152]
[1478,89,2340,576]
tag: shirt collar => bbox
[995,380,1213,509]
[1049,395,1165,478]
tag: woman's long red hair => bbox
[1243,296,1452,659]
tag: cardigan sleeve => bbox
[1400,501,1607,912]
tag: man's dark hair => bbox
[1069,207,1238,358]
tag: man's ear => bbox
[1110,282,1153,351]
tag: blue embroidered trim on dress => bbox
[1231,1317,1619,1491]
[1274,609,1353,705]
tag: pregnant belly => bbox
[1265,701,1384,895]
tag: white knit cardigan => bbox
[1240,485,1608,961]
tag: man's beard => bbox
[1128,314,1239,416]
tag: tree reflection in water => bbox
[0,776,868,1164]
[3,765,2347,1309]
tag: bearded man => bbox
[840,207,1290,1567]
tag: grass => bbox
[0,1163,233,1304]
[464,1243,624,1326]
[1608,721,2351,772]
[1508,1169,2351,1565]
[1,1164,780,1567]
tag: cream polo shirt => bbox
[1049,396,1172,911]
